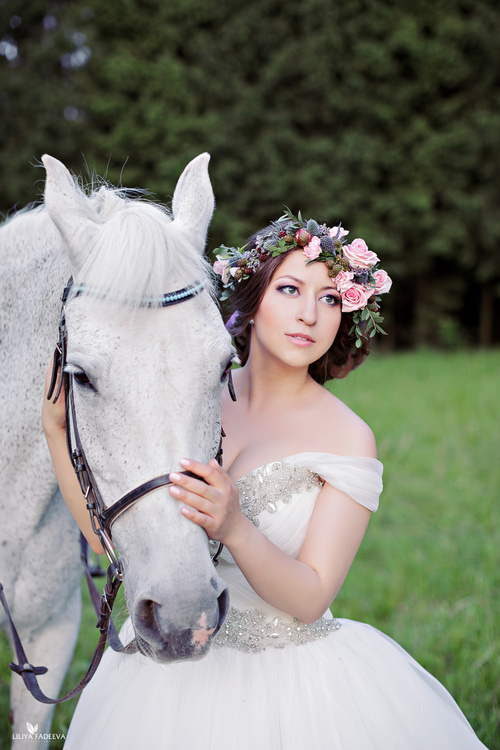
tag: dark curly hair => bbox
[224,230,370,384]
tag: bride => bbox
[43,210,487,748]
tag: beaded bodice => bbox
[211,454,383,652]
[237,461,324,526]
[212,454,384,652]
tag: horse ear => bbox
[171,153,215,254]
[42,154,96,268]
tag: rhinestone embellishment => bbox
[213,607,341,653]
[236,462,324,526]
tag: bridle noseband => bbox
[47,276,226,575]
[1,274,234,704]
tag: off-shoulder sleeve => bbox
[283,452,383,512]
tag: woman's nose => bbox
[296,295,317,325]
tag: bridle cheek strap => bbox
[46,276,225,574]
[0,275,227,705]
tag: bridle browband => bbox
[1,275,234,704]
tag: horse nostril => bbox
[135,598,162,641]
[140,599,156,623]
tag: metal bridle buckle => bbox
[97,529,123,579]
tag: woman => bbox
[43,210,486,749]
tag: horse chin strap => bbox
[1,275,233,705]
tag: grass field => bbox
[1,349,499,748]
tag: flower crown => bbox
[213,208,391,347]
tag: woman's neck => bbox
[234,357,316,412]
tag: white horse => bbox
[0,154,232,745]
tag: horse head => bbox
[43,153,232,662]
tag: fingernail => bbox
[170,486,181,496]
[170,472,181,481]
[179,459,190,467]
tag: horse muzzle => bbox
[132,585,229,662]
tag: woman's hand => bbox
[170,458,246,546]
[42,357,66,437]
[41,357,105,555]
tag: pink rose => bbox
[373,269,392,294]
[334,270,354,293]
[341,283,372,313]
[329,225,349,239]
[303,235,321,260]
[343,238,379,268]
[213,256,230,284]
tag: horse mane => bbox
[70,180,215,307]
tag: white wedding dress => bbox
[65,453,487,749]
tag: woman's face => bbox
[251,250,342,371]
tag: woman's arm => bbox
[170,455,372,624]
[42,364,105,555]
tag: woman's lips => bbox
[286,333,315,346]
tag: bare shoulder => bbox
[313,385,377,459]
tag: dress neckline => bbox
[229,452,382,484]
[232,459,291,485]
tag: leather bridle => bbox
[48,277,225,575]
[1,275,233,704]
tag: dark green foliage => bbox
[1,0,499,345]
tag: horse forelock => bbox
[70,186,215,307]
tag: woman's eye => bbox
[276,284,299,296]
[321,294,340,306]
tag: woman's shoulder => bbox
[311,384,377,459]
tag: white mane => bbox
[71,184,215,305]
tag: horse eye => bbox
[74,370,91,387]
[65,365,96,391]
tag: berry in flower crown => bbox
[213,208,392,348]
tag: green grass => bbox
[1,350,499,748]
[330,349,500,747]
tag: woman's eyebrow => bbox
[275,274,338,292]
[275,274,304,285]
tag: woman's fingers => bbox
[179,458,229,487]
[180,506,212,530]
[169,470,217,503]
[169,458,234,500]
[170,482,216,513]
[170,458,240,540]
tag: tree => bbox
[1,0,499,345]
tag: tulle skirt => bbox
[64,617,487,749]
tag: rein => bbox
[1,275,232,704]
